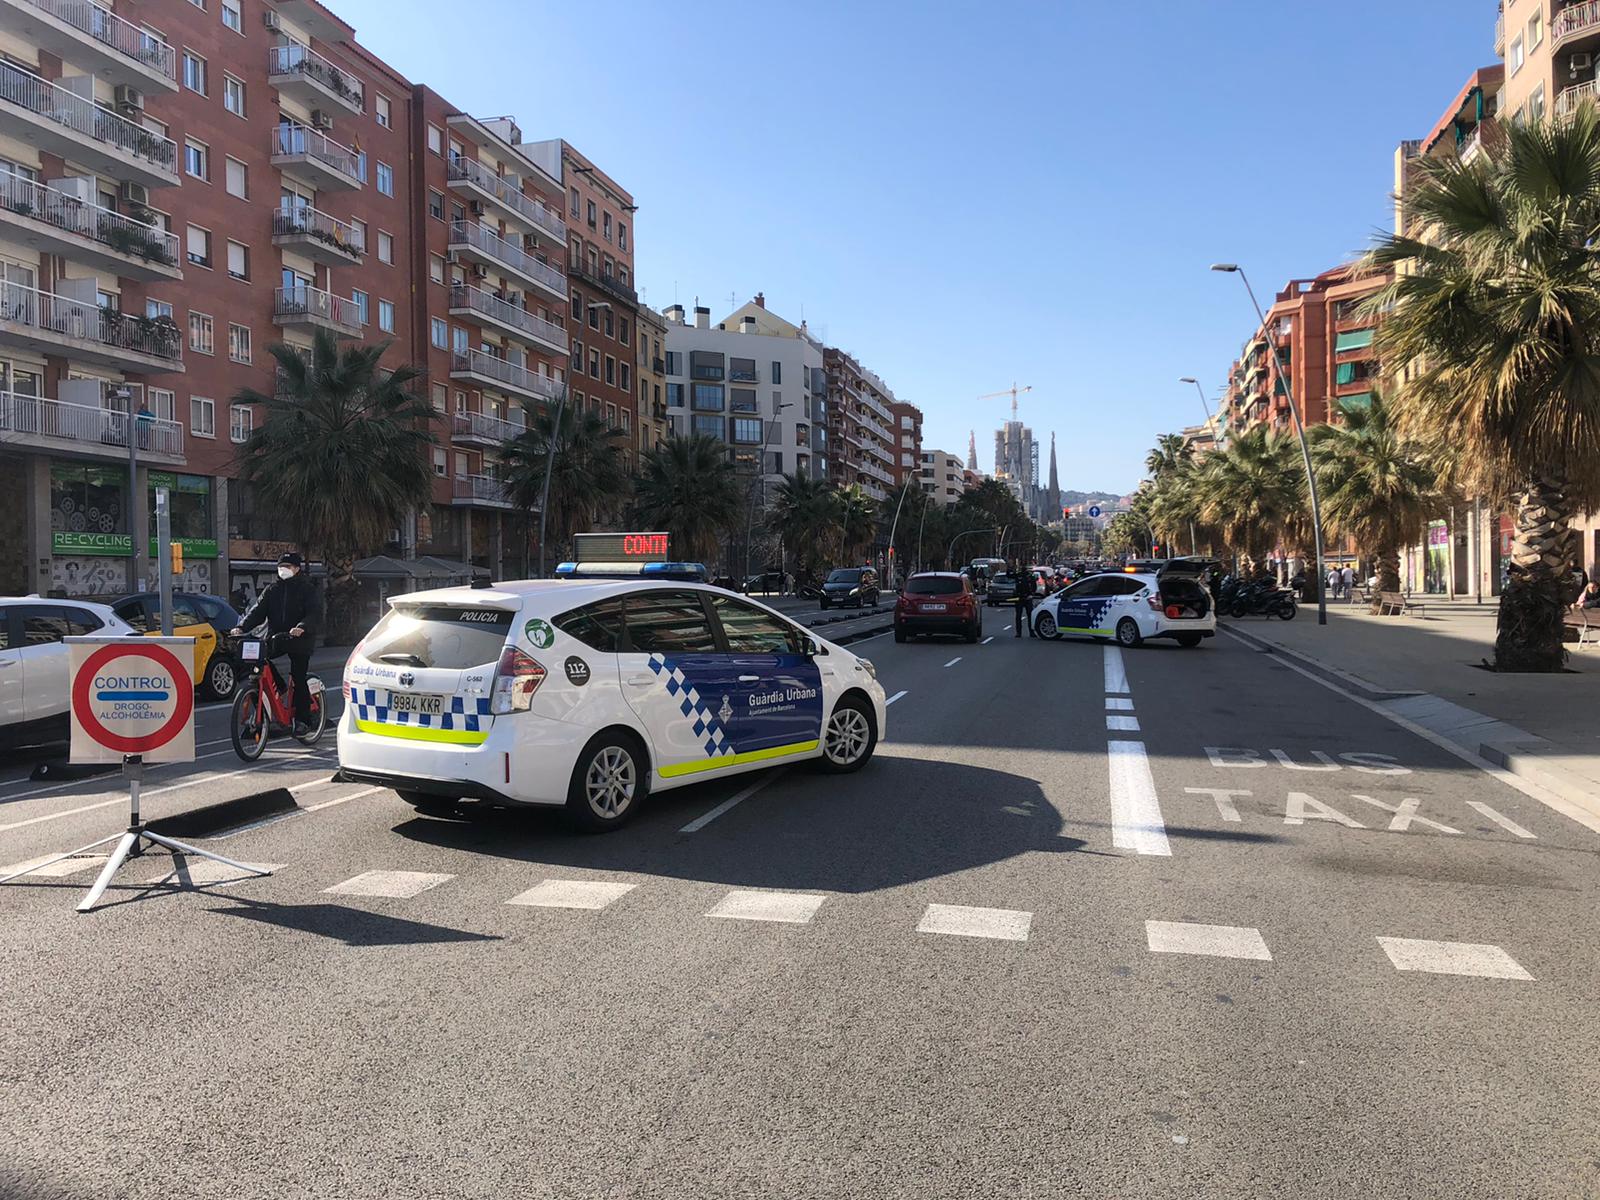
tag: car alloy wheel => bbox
[585,744,637,820]
[1117,617,1142,647]
[205,655,236,701]
[1036,612,1058,639]
[823,704,871,767]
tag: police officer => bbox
[1012,561,1036,638]
[231,552,323,734]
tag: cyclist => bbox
[230,552,323,735]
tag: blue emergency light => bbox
[554,561,709,582]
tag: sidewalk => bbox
[1222,597,1600,819]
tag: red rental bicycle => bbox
[229,632,328,761]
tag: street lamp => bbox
[537,302,611,577]
[745,398,794,577]
[1177,376,1221,444]
[1211,263,1327,625]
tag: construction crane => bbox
[979,383,1033,422]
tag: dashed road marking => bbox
[679,774,779,833]
[1106,715,1141,732]
[507,879,638,910]
[1146,920,1272,961]
[1103,644,1129,694]
[916,903,1032,942]
[1376,936,1533,980]
[885,690,908,706]
[943,657,963,668]
[706,889,826,924]
[0,852,107,879]
[323,870,453,898]
[1465,800,1537,839]
[1107,740,1170,856]
[145,859,284,887]
[1106,698,1134,711]
[982,636,994,645]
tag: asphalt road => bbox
[3,616,1598,1199]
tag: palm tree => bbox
[1309,396,1439,610]
[232,329,434,643]
[767,470,838,585]
[1192,424,1307,568]
[633,433,744,565]
[1364,109,1600,670]
[502,394,630,571]
[1145,433,1192,481]
[835,484,877,563]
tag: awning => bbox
[1339,392,1374,410]
[1335,329,1375,352]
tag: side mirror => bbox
[806,636,826,658]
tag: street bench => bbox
[1348,585,1372,607]
[1565,607,1600,648]
[1377,590,1426,617]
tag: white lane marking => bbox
[916,903,1032,942]
[943,657,962,668]
[1284,791,1365,828]
[1146,920,1272,961]
[304,786,387,813]
[507,879,637,910]
[1376,936,1533,980]
[0,852,108,879]
[1107,740,1171,856]
[205,783,383,839]
[885,690,908,706]
[1351,793,1460,834]
[0,744,250,806]
[1218,626,1600,835]
[1465,800,1537,839]
[145,859,284,887]
[679,773,779,834]
[1106,698,1134,711]
[323,870,453,898]
[846,630,893,645]
[1004,624,1012,631]
[706,889,825,924]
[981,636,994,645]
[1184,787,1247,822]
[1103,644,1129,694]
[1106,715,1141,732]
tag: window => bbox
[1510,35,1524,74]
[603,212,612,241]
[619,318,630,345]
[589,348,600,378]
[621,363,631,392]
[427,124,443,155]
[226,240,247,280]
[225,156,247,197]
[586,199,596,228]
[771,361,782,385]
[692,383,724,411]
[376,162,393,196]
[229,404,253,442]
[692,414,723,439]
[148,388,175,422]
[666,382,684,407]
[429,383,446,411]
[554,598,624,652]
[146,298,173,321]
[378,299,395,333]
[731,388,758,413]
[431,317,447,349]
[429,253,445,283]
[1529,9,1543,49]
[377,231,393,263]
[604,355,615,385]
[351,289,369,326]
[569,185,580,217]
[351,218,367,251]
[570,292,583,320]
[665,351,681,375]
[432,447,447,475]
[185,224,211,267]
[623,592,716,654]
[606,403,618,427]
[184,138,208,180]
[732,417,763,444]
[618,222,628,251]
[603,309,614,337]
[689,352,724,380]
[375,94,391,128]
[428,189,444,220]
[711,595,803,654]
[228,323,251,363]
[182,50,207,94]
[188,311,214,354]
[221,0,241,30]
[190,396,215,437]
[222,75,244,116]
[1529,82,1547,123]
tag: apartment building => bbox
[635,301,667,453]
[888,399,922,492]
[1495,0,1600,124]
[662,294,826,482]
[919,448,964,507]
[823,347,897,503]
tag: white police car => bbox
[336,580,887,830]
[1029,564,1215,648]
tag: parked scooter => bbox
[1231,579,1297,620]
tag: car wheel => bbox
[398,790,460,818]
[894,626,907,643]
[203,654,237,702]
[1116,617,1143,648]
[816,696,876,773]
[1176,632,1203,648]
[1036,612,1058,639]
[1231,601,1250,619]
[820,599,830,610]
[566,731,648,832]
[964,620,979,644]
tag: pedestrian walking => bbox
[1012,563,1035,638]
[1327,566,1341,601]
[1340,564,1355,599]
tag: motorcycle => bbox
[1231,580,1297,620]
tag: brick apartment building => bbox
[822,347,898,504]
[0,0,647,599]
[889,399,921,493]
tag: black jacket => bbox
[239,573,323,640]
[1014,574,1036,605]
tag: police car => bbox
[336,579,887,830]
[1029,563,1215,647]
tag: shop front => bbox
[144,471,218,593]
[50,463,132,596]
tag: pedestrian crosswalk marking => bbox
[1146,920,1272,961]
[0,853,108,879]
[507,879,637,910]
[707,889,825,924]
[1376,937,1533,980]
[145,859,284,887]
[1105,698,1134,711]
[323,870,454,899]
[916,903,1032,942]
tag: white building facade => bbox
[920,448,965,507]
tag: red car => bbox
[895,572,982,643]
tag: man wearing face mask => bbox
[230,552,323,735]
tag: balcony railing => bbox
[1,389,183,453]
[448,220,565,294]
[267,42,364,109]
[728,366,759,383]
[271,205,363,255]
[452,409,525,444]
[273,284,361,332]
[1459,124,1486,163]
[1555,0,1600,47]
[0,172,179,266]
[0,280,182,360]
[1495,12,1505,55]
[1557,78,1600,117]
[451,348,562,400]
[15,0,177,80]
[565,256,639,306]
[271,121,366,184]
[446,156,566,240]
[448,284,566,347]
[0,61,177,175]
[453,473,511,505]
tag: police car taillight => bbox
[490,646,546,714]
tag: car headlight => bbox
[856,657,876,679]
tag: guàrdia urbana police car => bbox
[336,580,887,830]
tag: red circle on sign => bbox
[71,642,194,754]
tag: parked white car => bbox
[337,580,888,830]
[0,597,136,747]
[1029,565,1216,648]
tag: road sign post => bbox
[0,637,270,911]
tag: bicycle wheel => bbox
[231,685,268,761]
[294,677,329,745]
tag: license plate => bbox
[921,603,947,612]
[388,692,445,716]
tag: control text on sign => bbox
[572,531,671,563]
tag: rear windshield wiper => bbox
[377,653,427,666]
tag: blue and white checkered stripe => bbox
[647,654,733,759]
[346,684,492,731]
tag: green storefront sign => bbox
[53,532,133,556]
[147,537,219,558]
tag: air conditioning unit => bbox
[120,181,150,207]
[310,110,334,131]
[469,200,485,216]
[470,264,489,280]
[263,8,281,29]
[113,84,144,114]
[54,176,94,203]
[1573,52,1594,75]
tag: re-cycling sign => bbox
[67,636,196,764]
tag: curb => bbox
[146,787,298,838]
[1219,623,1423,702]
[1477,743,1600,823]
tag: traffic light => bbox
[169,541,184,574]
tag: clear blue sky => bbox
[335,0,1489,494]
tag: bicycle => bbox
[227,632,328,761]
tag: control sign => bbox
[68,636,195,764]
[1088,505,1102,518]
[572,531,670,563]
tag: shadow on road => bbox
[209,895,502,946]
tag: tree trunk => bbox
[323,549,360,647]
[1495,474,1572,672]
[1371,544,1400,615]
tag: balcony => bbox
[267,42,362,115]
[452,473,512,509]
[273,285,361,338]
[0,281,183,371]
[1558,78,1600,118]
[728,365,759,383]
[1,389,183,461]
[565,256,638,308]
[0,62,178,187]
[450,348,562,402]
[447,284,567,354]
[0,0,178,91]
[448,220,566,301]
[1555,0,1600,50]
[271,0,345,42]
[1495,12,1505,55]
[270,121,366,191]
[271,205,363,265]
[1459,124,1486,164]
[0,172,180,280]
[451,409,525,448]
[446,156,565,241]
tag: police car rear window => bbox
[362,605,512,670]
